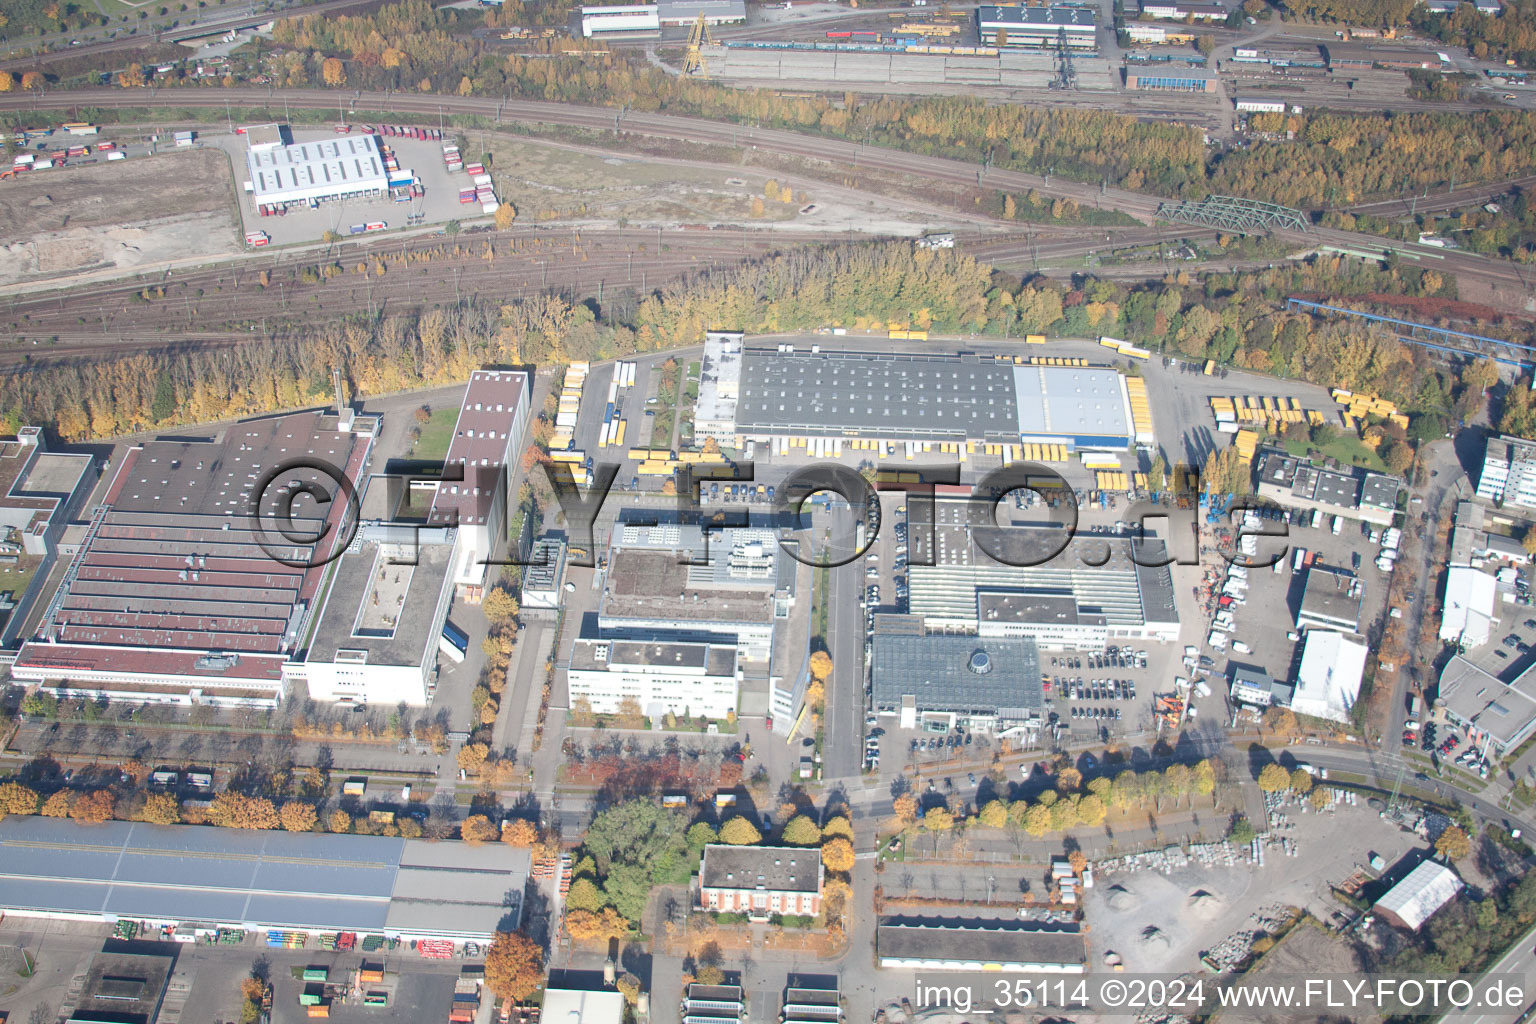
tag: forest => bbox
[0,240,1505,449]
[1412,0,1536,69]
[1323,185,1536,261]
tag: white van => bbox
[1231,640,1253,654]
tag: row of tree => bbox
[895,759,1220,839]
[5,240,1512,448]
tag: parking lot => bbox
[1203,503,1396,720]
[211,127,488,247]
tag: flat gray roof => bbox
[0,817,527,939]
[1438,654,1536,749]
[734,349,1022,442]
[872,633,1042,716]
[977,5,1097,27]
[1011,365,1130,443]
[701,844,822,893]
[571,637,735,676]
[307,534,452,666]
[1298,564,1362,631]
[877,921,1088,968]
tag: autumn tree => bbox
[0,72,13,92]
[280,801,318,832]
[565,876,607,913]
[892,792,917,825]
[457,742,490,775]
[924,806,953,832]
[1077,794,1108,827]
[979,799,1008,828]
[0,782,39,815]
[1290,768,1314,793]
[1264,706,1299,737]
[1056,767,1083,794]
[1257,763,1291,793]
[483,931,543,1001]
[822,816,854,841]
[782,815,822,846]
[809,650,833,681]
[719,816,762,845]
[482,587,518,625]
[821,837,855,872]
[461,814,500,844]
[139,792,181,825]
[40,791,72,817]
[1435,825,1471,861]
[117,64,142,88]
[565,907,628,943]
[69,790,116,824]
[328,809,353,833]
[322,57,347,86]
[209,793,280,829]
[494,202,518,230]
[686,821,719,848]
[501,818,539,846]
[1023,803,1051,837]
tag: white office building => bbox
[580,4,661,36]
[1476,435,1536,510]
[568,638,739,719]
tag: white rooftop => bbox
[1290,630,1366,723]
[1375,860,1463,930]
[540,989,626,1024]
[246,136,388,205]
[1439,566,1498,649]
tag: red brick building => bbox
[699,845,823,919]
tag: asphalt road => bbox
[822,505,865,780]
[6,88,1536,311]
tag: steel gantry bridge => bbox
[1155,195,1310,235]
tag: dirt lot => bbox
[0,148,239,285]
[482,134,957,236]
[1225,920,1381,1024]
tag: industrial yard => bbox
[0,147,240,286]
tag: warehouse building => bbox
[1255,449,1401,527]
[597,509,795,662]
[1229,666,1292,708]
[657,0,745,25]
[1140,0,1230,17]
[1440,566,1499,649]
[1322,43,1448,70]
[871,631,1043,734]
[907,498,1180,645]
[71,951,175,1024]
[1476,435,1536,510]
[245,134,390,208]
[568,637,739,719]
[12,411,373,708]
[1125,69,1219,91]
[876,920,1088,973]
[580,4,661,37]
[1437,655,1536,757]
[1295,564,1363,634]
[1373,860,1463,931]
[1289,629,1366,723]
[0,817,529,942]
[542,989,626,1024]
[976,6,1098,49]
[733,349,1138,450]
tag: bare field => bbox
[484,135,949,235]
[0,148,239,286]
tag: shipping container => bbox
[244,231,270,247]
[349,224,367,235]
[66,145,87,157]
[364,221,387,231]
[481,201,500,214]
[106,151,126,161]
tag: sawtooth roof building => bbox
[906,497,1180,646]
[12,411,373,708]
[0,817,528,942]
[731,349,1136,450]
[876,920,1088,973]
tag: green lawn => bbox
[408,407,459,462]
[1282,435,1385,473]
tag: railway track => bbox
[3,89,1534,310]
